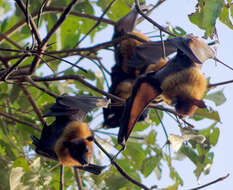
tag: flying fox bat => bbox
[104,9,176,128]
[32,96,109,175]
[118,34,217,146]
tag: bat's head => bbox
[173,96,206,117]
[174,98,197,117]
[64,136,93,165]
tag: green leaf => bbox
[149,109,163,125]
[205,90,226,106]
[13,158,30,173]
[164,183,178,190]
[97,0,131,21]
[219,7,233,30]
[132,121,149,132]
[180,145,200,165]
[173,26,186,36]
[61,16,80,49]
[189,0,224,36]
[141,156,161,177]
[123,141,146,167]
[165,155,183,185]
[144,130,157,145]
[209,127,220,146]
[194,108,220,122]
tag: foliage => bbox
[0,0,230,189]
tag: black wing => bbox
[44,96,109,121]
[118,73,162,145]
[128,40,177,71]
[75,164,107,175]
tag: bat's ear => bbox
[115,9,138,34]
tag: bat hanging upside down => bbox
[118,34,219,146]
[104,8,177,128]
[32,96,109,175]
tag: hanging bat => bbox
[32,96,109,175]
[104,9,176,128]
[118,34,218,146]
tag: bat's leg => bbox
[59,165,64,190]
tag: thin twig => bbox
[41,0,79,47]
[0,55,9,68]
[160,31,166,58]
[135,0,176,37]
[0,32,24,49]
[59,165,64,190]
[24,76,58,98]
[0,6,114,44]
[32,51,88,73]
[0,32,147,55]
[37,0,49,27]
[48,33,148,54]
[75,0,116,46]
[27,0,80,76]
[32,75,124,102]
[208,79,233,88]
[1,54,29,81]
[136,0,166,25]
[15,0,42,44]
[19,83,47,126]
[94,138,150,190]
[188,173,230,190]
[73,167,83,190]
[0,110,40,131]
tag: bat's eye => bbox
[86,136,94,141]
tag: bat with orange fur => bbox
[118,34,218,146]
[104,9,176,128]
[32,96,109,174]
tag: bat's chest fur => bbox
[160,67,207,104]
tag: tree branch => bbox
[59,165,64,190]
[15,0,42,44]
[135,0,176,37]
[32,75,124,102]
[0,6,114,44]
[19,83,47,126]
[208,79,233,88]
[0,110,40,131]
[94,138,151,190]
[188,173,230,190]
[75,0,117,46]
[24,76,58,98]
[73,167,83,190]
